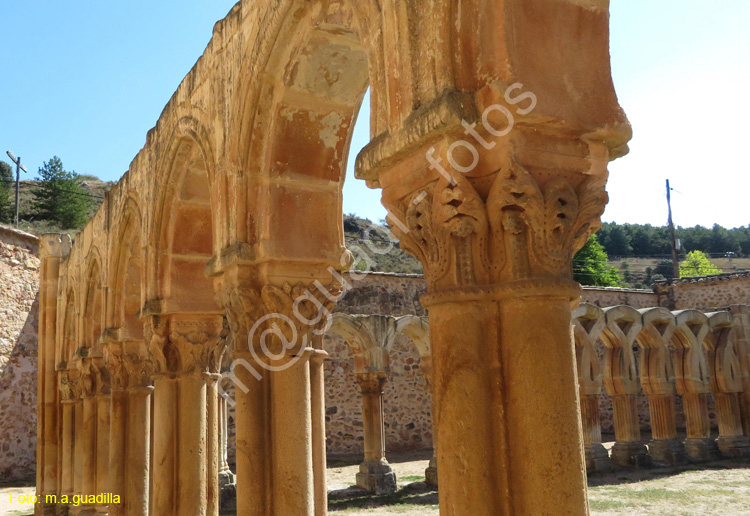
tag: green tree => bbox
[0,161,13,223]
[679,250,722,278]
[31,157,93,229]
[573,234,622,287]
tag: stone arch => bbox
[81,250,105,350]
[150,124,221,313]
[109,198,146,340]
[572,303,605,397]
[636,307,677,396]
[227,1,371,275]
[396,315,431,379]
[61,288,78,363]
[706,311,743,394]
[329,313,395,373]
[672,310,711,395]
[600,305,642,397]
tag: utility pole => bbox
[666,179,679,280]
[5,151,28,229]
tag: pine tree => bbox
[0,161,13,223]
[31,157,93,229]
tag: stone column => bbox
[728,305,750,435]
[105,339,154,516]
[600,306,650,467]
[147,314,224,516]
[217,383,235,487]
[206,373,221,516]
[73,395,84,501]
[216,279,337,516]
[672,310,720,460]
[396,315,436,487]
[637,308,686,465]
[355,372,396,494]
[310,348,329,515]
[707,312,750,457]
[37,234,70,516]
[80,368,98,515]
[58,370,80,500]
[682,393,718,459]
[572,304,609,472]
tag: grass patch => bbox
[399,475,426,482]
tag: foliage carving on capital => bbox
[146,316,224,375]
[219,281,340,357]
[78,358,110,397]
[59,370,81,401]
[356,372,388,395]
[392,159,608,290]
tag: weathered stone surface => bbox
[0,237,39,482]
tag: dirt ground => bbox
[3,450,750,516]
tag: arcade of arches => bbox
[36,1,633,515]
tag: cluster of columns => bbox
[573,303,750,472]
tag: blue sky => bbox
[2,1,748,228]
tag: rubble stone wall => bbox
[0,228,40,481]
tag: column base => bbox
[611,441,652,468]
[219,482,237,512]
[425,456,438,487]
[356,459,397,495]
[717,435,750,458]
[648,438,688,466]
[218,469,236,488]
[54,504,70,516]
[585,443,611,473]
[684,438,721,462]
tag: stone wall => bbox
[655,273,750,310]
[581,286,657,308]
[0,228,40,481]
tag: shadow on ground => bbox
[328,482,438,512]
[588,457,750,487]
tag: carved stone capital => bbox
[385,151,607,292]
[356,372,388,395]
[218,280,340,359]
[104,340,155,390]
[59,369,81,401]
[78,357,110,397]
[145,314,224,375]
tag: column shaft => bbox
[206,375,220,516]
[127,387,153,516]
[646,394,686,465]
[178,375,208,514]
[234,362,270,516]
[81,396,98,509]
[74,400,84,497]
[610,395,650,467]
[271,357,314,516]
[580,394,609,471]
[310,353,328,516]
[60,401,75,496]
[499,297,588,515]
[682,392,719,461]
[715,392,750,457]
[95,395,110,511]
[108,391,127,516]
[152,377,177,514]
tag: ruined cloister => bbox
[34,0,643,515]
